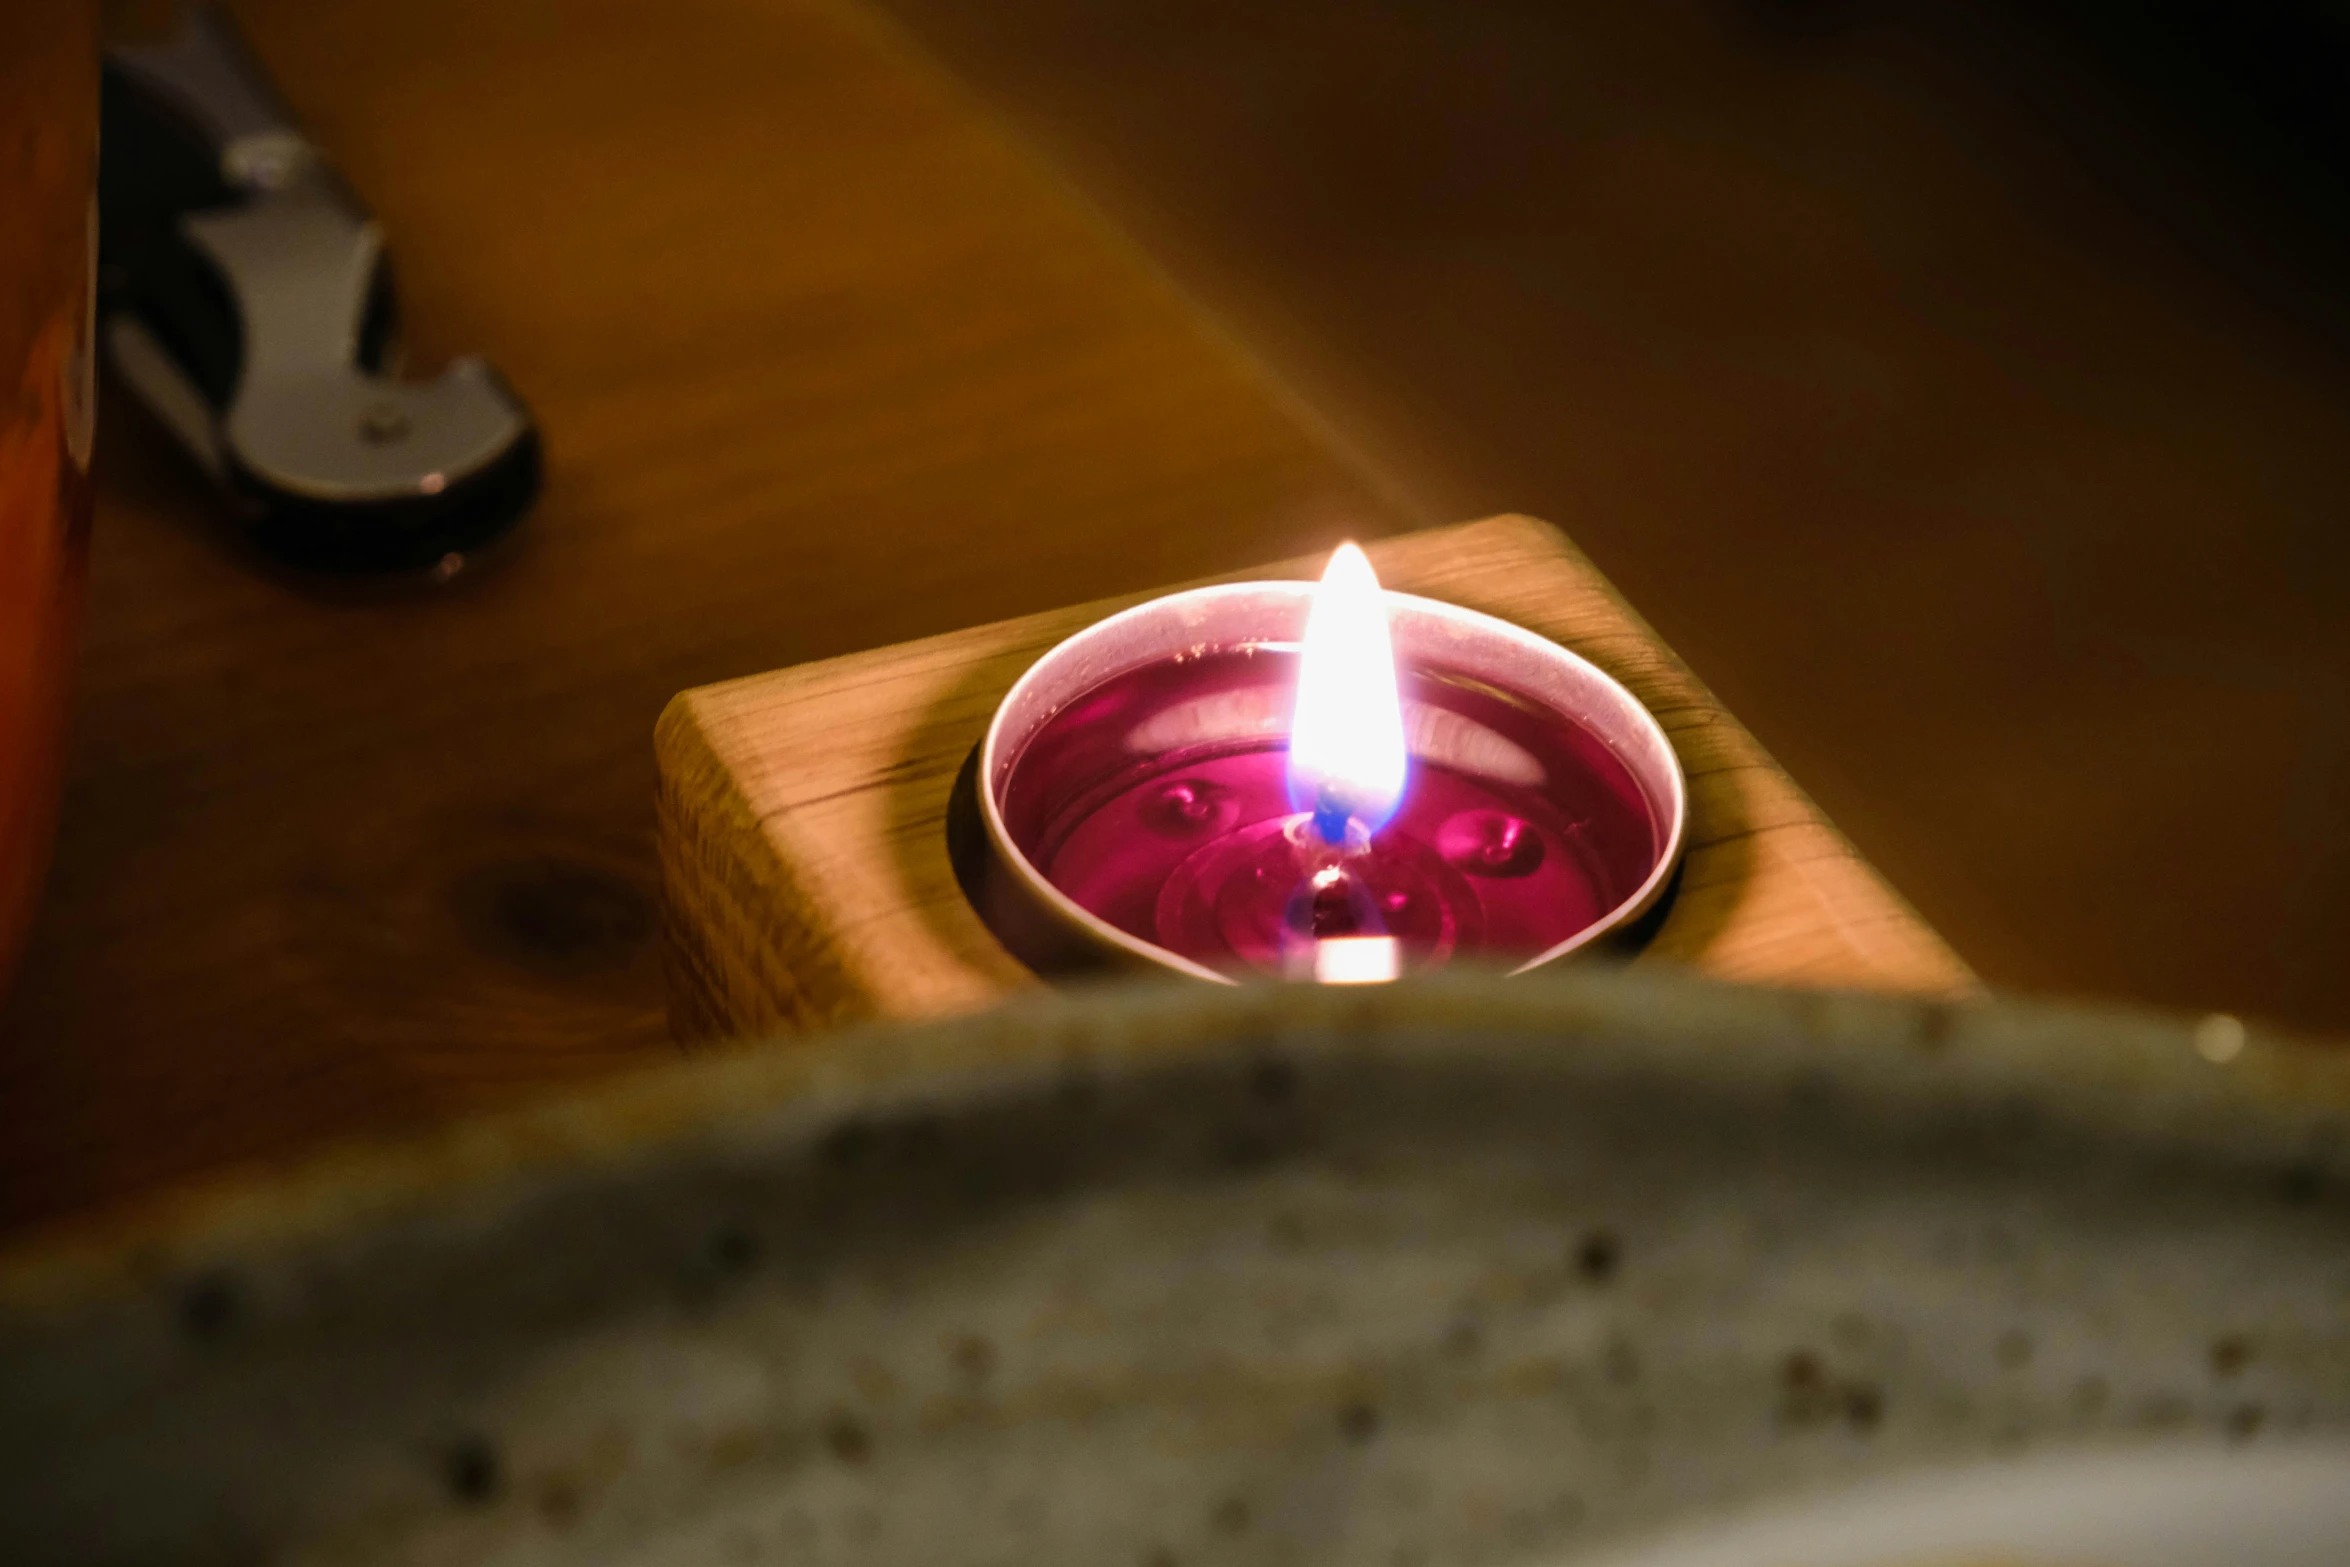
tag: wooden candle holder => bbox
[656,516,1973,1044]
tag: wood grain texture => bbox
[660,515,1974,1042]
[0,0,1405,1244]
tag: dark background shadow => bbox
[878,0,2350,1029]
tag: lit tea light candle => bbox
[974,543,1686,982]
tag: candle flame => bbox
[1288,542,1407,843]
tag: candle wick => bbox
[1286,807,1382,943]
[1307,783,1379,853]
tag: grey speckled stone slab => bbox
[1,974,2346,1565]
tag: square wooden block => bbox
[656,516,1973,1043]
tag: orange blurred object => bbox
[0,2,97,993]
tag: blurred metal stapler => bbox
[101,5,539,578]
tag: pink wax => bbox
[997,645,1664,978]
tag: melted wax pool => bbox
[998,646,1663,977]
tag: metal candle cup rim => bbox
[977,581,1689,983]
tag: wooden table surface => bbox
[0,0,1947,1245]
[0,0,1407,1243]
